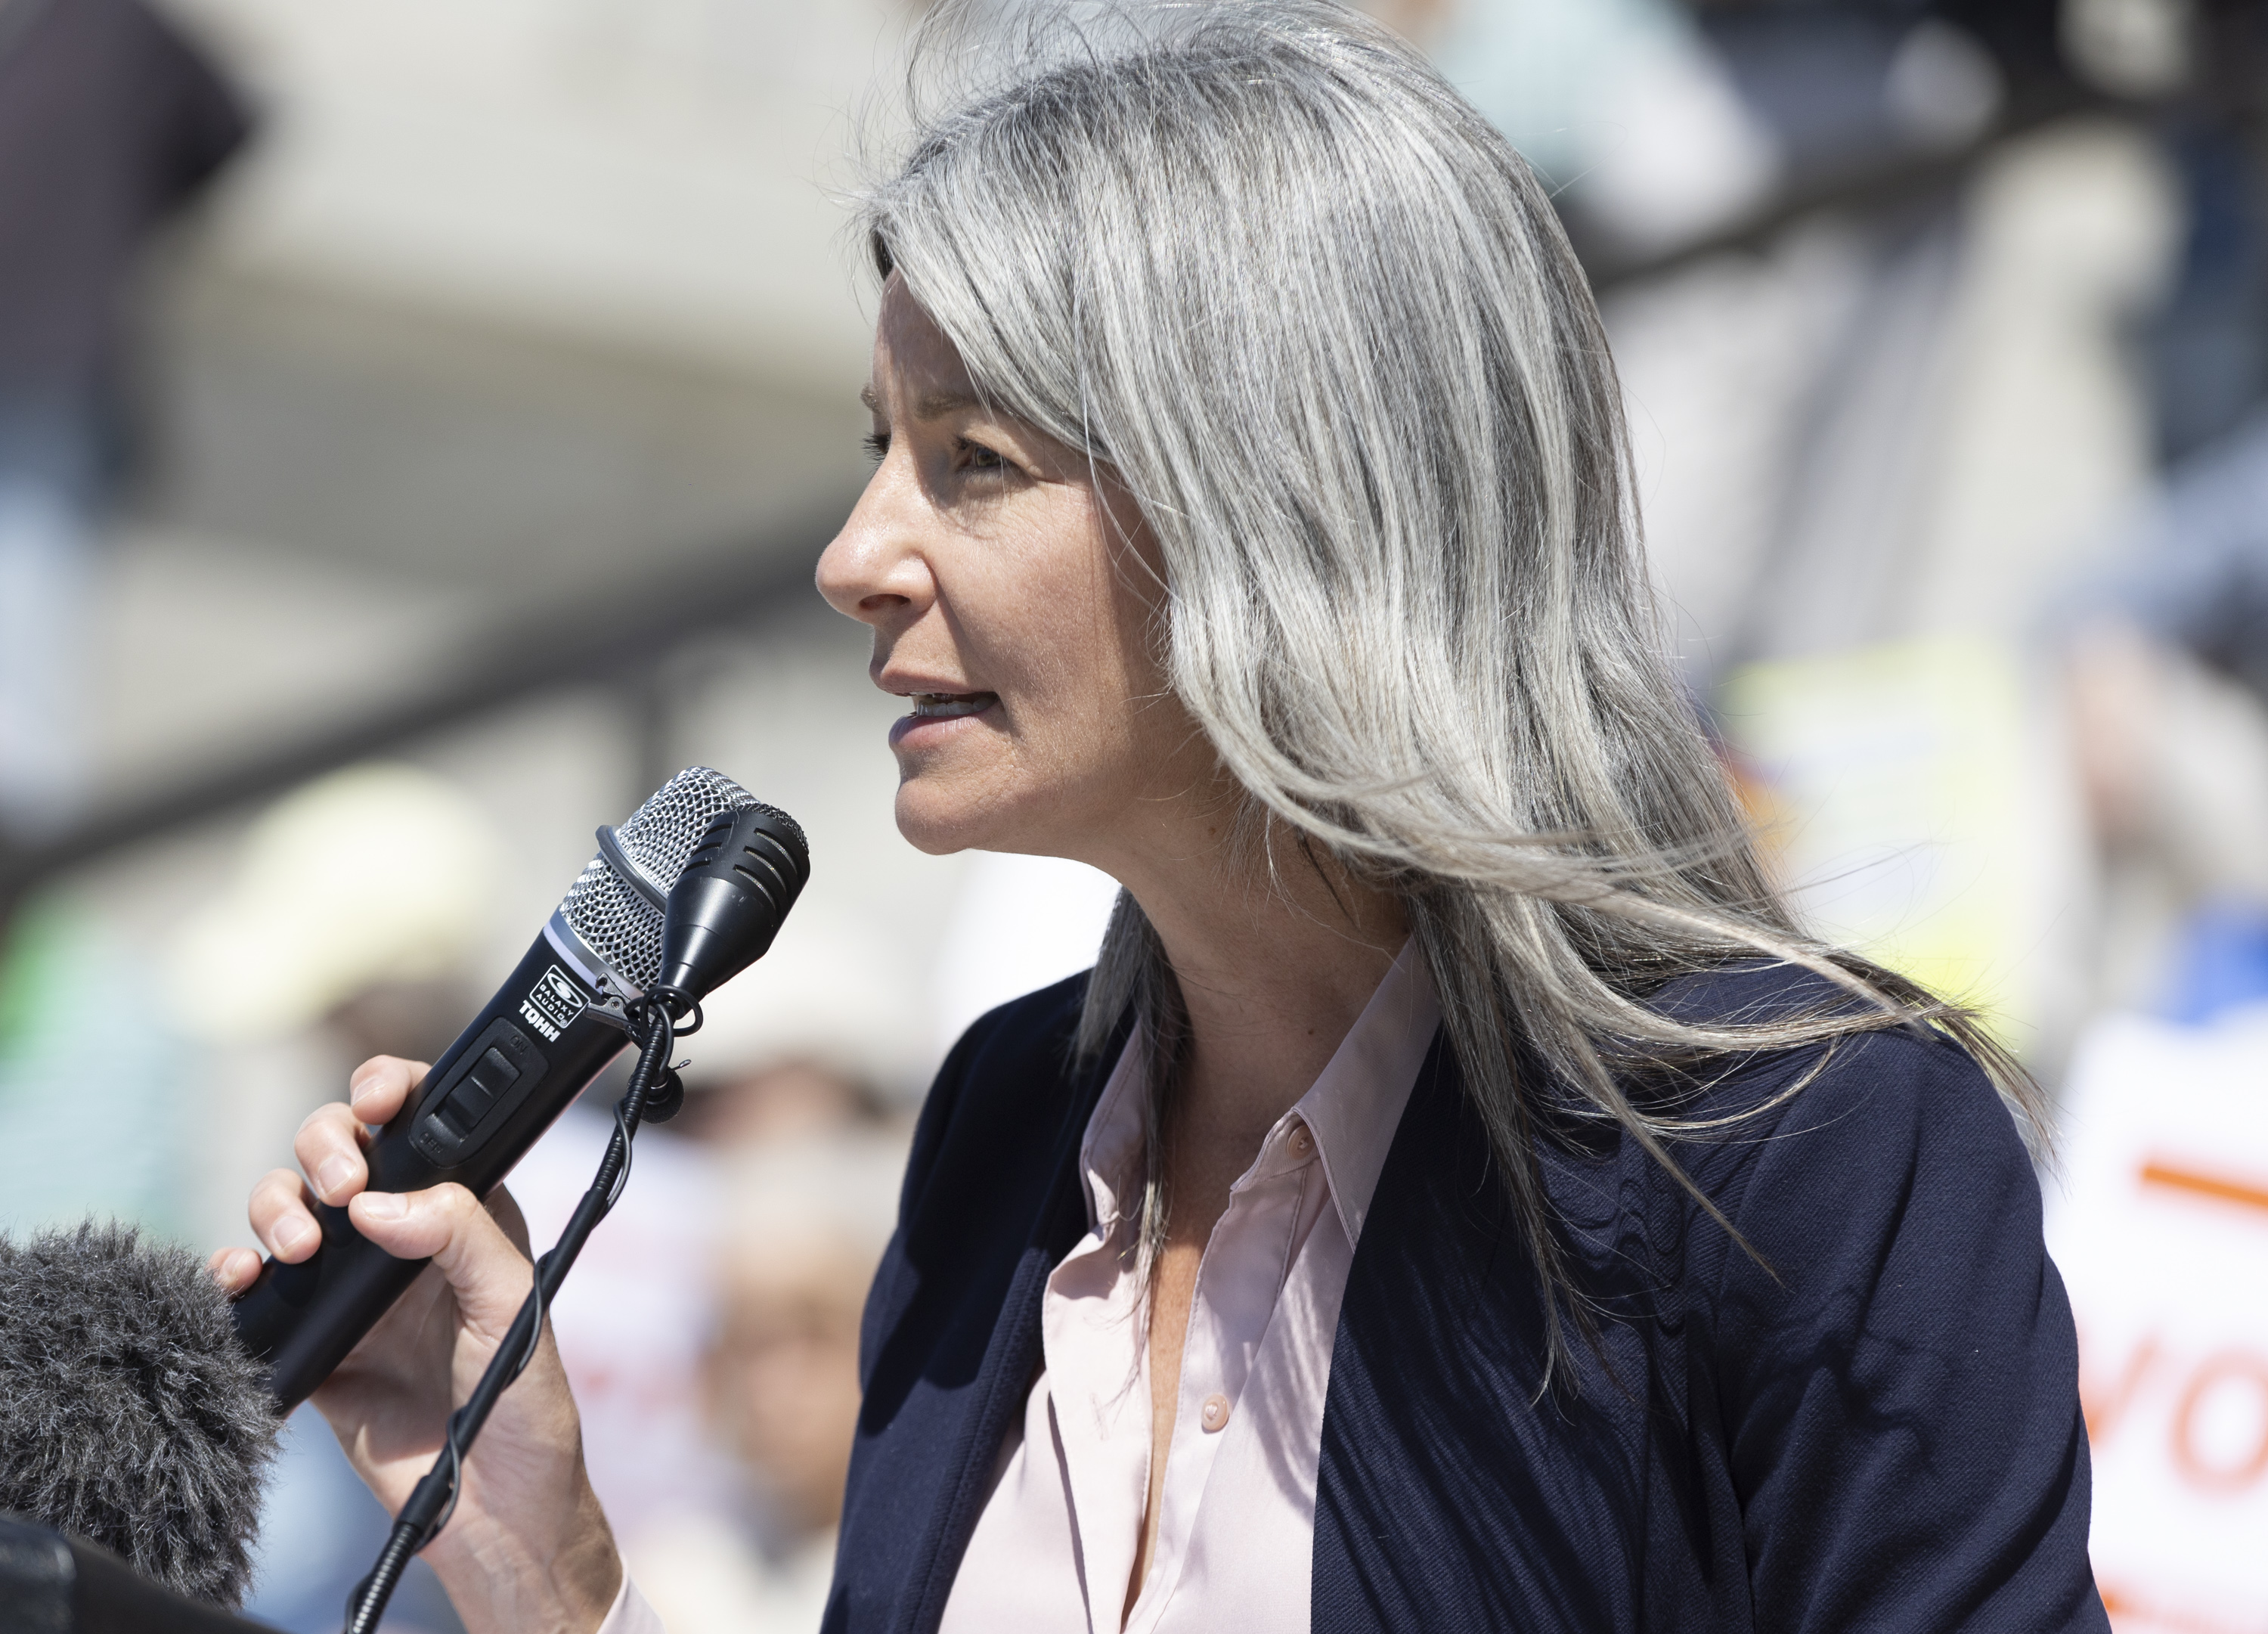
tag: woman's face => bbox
[818,275,1204,864]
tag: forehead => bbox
[869,275,978,414]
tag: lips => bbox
[906,690,997,718]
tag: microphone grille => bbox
[559,767,760,991]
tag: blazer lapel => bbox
[898,1034,1116,1634]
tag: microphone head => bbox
[656,801,810,999]
[0,1220,279,1608]
[556,767,762,994]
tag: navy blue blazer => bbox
[827,964,2107,1632]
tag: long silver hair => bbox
[860,0,2038,1376]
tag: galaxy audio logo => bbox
[521,966,584,1041]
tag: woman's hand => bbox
[209,1056,623,1634]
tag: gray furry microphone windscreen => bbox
[0,1221,280,1607]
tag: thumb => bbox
[351,1183,534,1343]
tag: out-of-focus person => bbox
[672,1056,893,1149]
[0,0,248,834]
[620,1130,905,1634]
[506,1100,729,1574]
[2056,408,2268,1015]
[519,1042,900,1562]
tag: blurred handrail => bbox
[5,58,2262,916]
[1581,29,2268,292]
[1572,85,2111,290]
[0,501,854,916]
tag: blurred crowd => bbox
[4,0,2268,1628]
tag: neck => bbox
[1105,811,1408,1147]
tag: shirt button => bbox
[1287,1124,1315,1158]
[1200,1394,1231,1433]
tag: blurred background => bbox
[0,0,2263,1627]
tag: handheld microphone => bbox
[0,1222,280,1610]
[228,767,809,1411]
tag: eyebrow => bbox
[858,385,982,421]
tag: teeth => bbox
[909,691,995,718]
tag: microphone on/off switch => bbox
[432,1046,522,1137]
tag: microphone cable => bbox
[342,985,696,1634]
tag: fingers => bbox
[347,1056,429,1126]
[292,1059,428,1206]
[236,1056,435,1271]
[293,1102,372,1208]
[349,1183,534,1341]
[249,1166,324,1260]
[207,1245,262,1294]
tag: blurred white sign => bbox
[2048,1011,2268,1630]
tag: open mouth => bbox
[906,690,997,719]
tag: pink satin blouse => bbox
[938,941,1437,1633]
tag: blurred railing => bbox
[0,66,2239,922]
[0,506,850,916]
[1569,87,2104,288]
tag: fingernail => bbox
[314,1155,357,1201]
[348,1070,382,1111]
[278,1218,315,1257]
[360,1192,407,1222]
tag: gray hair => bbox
[859,0,2038,1378]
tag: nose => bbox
[816,456,933,630]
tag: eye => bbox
[863,429,891,464]
[956,438,1009,474]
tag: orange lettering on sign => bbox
[2168,1349,2268,1495]
[2097,1577,2257,1634]
[2078,1330,2161,1450]
[2139,1158,2268,1217]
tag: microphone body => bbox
[0,1516,277,1634]
[227,934,627,1411]
[228,767,805,1412]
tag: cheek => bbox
[1008,512,1166,741]
[897,513,1165,842]
[1011,588,1151,740]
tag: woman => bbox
[214,4,2106,1630]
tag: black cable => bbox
[342,993,684,1634]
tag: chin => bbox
[893,777,1055,858]
[894,783,1005,857]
